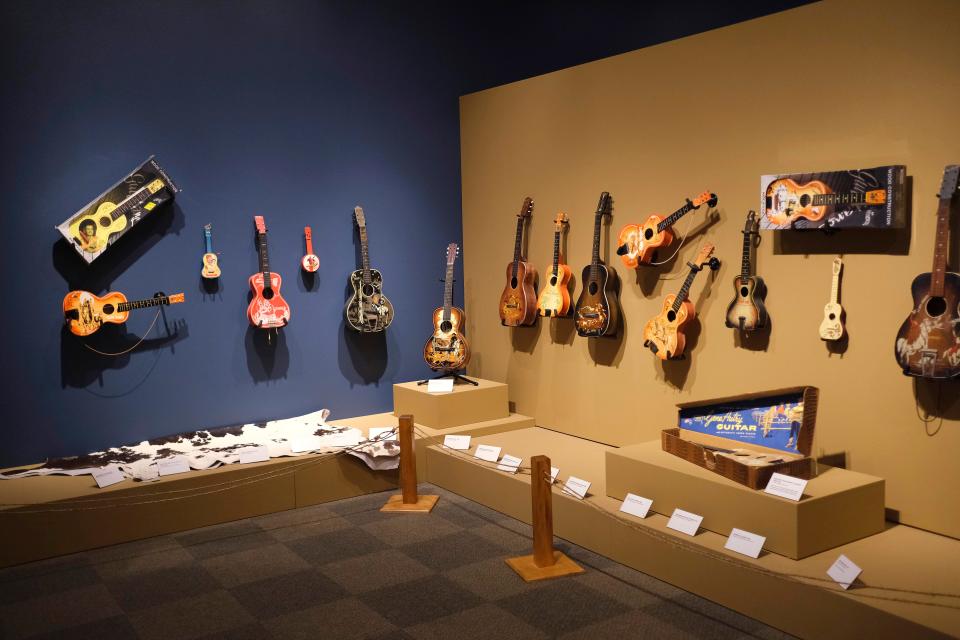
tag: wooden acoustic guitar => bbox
[499,197,537,326]
[247,216,291,329]
[818,257,845,341]
[69,179,166,253]
[301,226,319,273]
[765,178,886,226]
[895,165,960,378]
[423,243,470,370]
[724,210,768,331]
[345,206,394,332]
[536,212,572,317]
[201,223,221,279]
[642,243,718,360]
[616,191,717,268]
[575,192,620,337]
[64,290,184,337]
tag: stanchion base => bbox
[380,494,439,513]
[505,551,584,582]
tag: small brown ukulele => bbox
[642,243,718,360]
[423,243,470,371]
[536,212,572,317]
[499,197,537,326]
[724,211,768,331]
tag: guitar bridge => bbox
[920,350,938,377]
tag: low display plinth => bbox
[506,551,585,582]
[393,377,509,429]
[380,494,439,513]
[606,440,885,560]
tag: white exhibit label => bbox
[724,528,766,559]
[290,437,322,453]
[764,473,808,501]
[619,493,653,519]
[368,427,396,441]
[443,435,471,450]
[563,475,591,499]
[427,378,455,393]
[474,444,502,462]
[239,446,270,464]
[549,466,560,484]
[328,431,362,447]
[666,508,703,536]
[92,466,125,488]
[827,554,862,590]
[496,454,522,473]
[157,456,190,477]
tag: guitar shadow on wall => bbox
[824,332,849,356]
[587,301,627,367]
[244,327,290,382]
[733,320,771,351]
[634,210,721,297]
[914,379,960,428]
[338,321,391,386]
[511,320,542,354]
[550,315,577,345]
[60,315,188,391]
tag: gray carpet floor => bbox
[0,484,796,639]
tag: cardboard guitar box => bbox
[661,387,817,489]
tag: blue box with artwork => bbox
[661,387,818,489]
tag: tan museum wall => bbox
[459,0,960,538]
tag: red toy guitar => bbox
[247,216,291,328]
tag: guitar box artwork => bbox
[55,156,179,264]
[661,387,818,489]
[759,165,905,230]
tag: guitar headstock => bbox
[693,243,716,268]
[446,242,459,266]
[743,210,757,233]
[517,197,533,219]
[203,223,212,236]
[168,293,185,305]
[831,256,843,276]
[692,191,718,209]
[554,212,568,230]
[939,165,960,201]
[254,216,267,235]
[304,226,312,241]
[146,179,165,194]
[354,206,366,229]
[595,191,611,217]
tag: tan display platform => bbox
[425,427,960,640]
[393,377,509,429]
[505,551,584,582]
[606,440,885,559]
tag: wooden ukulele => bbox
[818,257,845,341]
[575,192,620,337]
[345,206,394,333]
[63,290,184,337]
[895,165,960,378]
[616,191,717,268]
[423,243,470,370]
[642,243,718,360]
[301,227,319,273]
[536,212,572,317]
[765,178,886,226]
[247,216,291,329]
[499,197,537,326]
[69,179,166,253]
[724,210,768,331]
[201,224,221,279]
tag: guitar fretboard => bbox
[118,296,170,312]
[671,265,701,313]
[656,199,696,233]
[812,192,875,207]
[442,257,456,323]
[204,226,213,254]
[359,226,372,284]
[511,217,525,281]
[107,182,160,222]
[740,228,752,279]
[931,199,952,297]
[258,232,271,289]
[589,193,609,284]
[552,229,561,276]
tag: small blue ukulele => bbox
[201,223,221,279]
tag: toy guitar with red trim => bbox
[247,216,291,329]
[616,191,717,267]
[301,226,319,273]
[63,290,184,336]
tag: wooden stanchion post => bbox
[506,455,584,581]
[380,414,438,513]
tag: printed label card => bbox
[827,554,863,590]
[619,493,653,519]
[724,528,766,558]
[764,473,808,501]
[563,476,591,499]
[666,508,703,536]
[157,456,190,477]
[238,446,270,464]
[92,466,125,488]
[443,435,471,450]
[474,444,502,462]
[427,378,455,393]
[497,454,522,473]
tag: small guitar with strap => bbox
[64,290,184,336]
[616,191,717,267]
[724,210,767,331]
[247,216,291,329]
[201,224,221,279]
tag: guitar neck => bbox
[830,270,841,305]
[931,198,951,296]
[305,229,315,257]
[358,226,372,284]
[442,260,456,322]
[511,217,524,279]
[118,295,174,312]
[812,191,876,207]
[740,230,752,279]
[204,228,213,254]
[258,233,271,285]
[590,212,602,283]
[109,184,155,221]
[656,199,695,233]
[552,229,561,275]
[671,265,700,312]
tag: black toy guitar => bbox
[725,210,768,331]
[345,206,394,332]
[574,191,620,337]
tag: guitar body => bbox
[643,294,694,360]
[423,307,470,370]
[536,263,572,317]
[247,273,291,328]
[499,261,538,326]
[574,264,620,337]
[68,200,129,253]
[895,272,960,378]
[618,214,673,268]
[819,302,845,341]
[345,269,395,332]
[201,253,221,279]
[725,276,768,331]
[63,291,129,336]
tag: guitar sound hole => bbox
[799,194,811,207]
[588,282,598,295]
[511,277,518,288]
[103,304,114,314]
[263,288,274,300]
[828,313,835,320]
[440,320,452,332]
[99,216,111,227]
[550,276,557,286]
[362,284,375,296]
[666,310,676,322]
[926,296,947,317]
[644,228,654,240]
[740,286,749,297]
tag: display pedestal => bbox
[606,440,885,559]
[393,377,509,430]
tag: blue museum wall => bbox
[0,0,810,467]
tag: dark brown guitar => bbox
[895,165,960,378]
[574,192,620,337]
[725,210,768,331]
[499,197,537,326]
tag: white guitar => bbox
[818,257,845,341]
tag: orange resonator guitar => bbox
[63,290,184,336]
[764,178,885,226]
[617,191,717,267]
[247,215,291,329]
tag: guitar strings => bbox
[81,307,163,357]
[648,205,701,272]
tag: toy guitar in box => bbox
[55,156,179,263]
[661,387,818,489]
